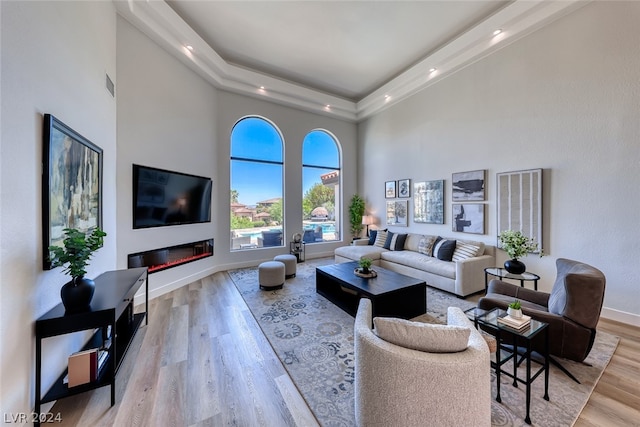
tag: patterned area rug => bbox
[229,258,619,427]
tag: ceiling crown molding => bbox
[115,0,587,123]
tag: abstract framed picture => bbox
[385,180,396,199]
[452,170,485,201]
[386,200,408,226]
[497,168,542,251]
[452,203,485,234]
[397,179,410,198]
[414,180,444,224]
[43,114,103,269]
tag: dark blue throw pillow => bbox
[368,229,377,245]
[433,238,456,261]
[383,231,395,249]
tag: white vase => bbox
[507,307,523,319]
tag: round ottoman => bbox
[274,254,297,279]
[258,261,285,290]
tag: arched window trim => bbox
[302,129,342,243]
[230,116,285,250]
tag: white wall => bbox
[1,0,117,417]
[116,16,219,298]
[358,1,640,324]
[116,17,358,299]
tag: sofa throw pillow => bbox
[383,231,394,249]
[431,236,442,256]
[452,242,481,261]
[433,238,456,261]
[368,229,378,245]
[373,317,470,353]
[404,233,421,252]
[385,232,407,251]
[374,230,388,248]
[417,235,437,256]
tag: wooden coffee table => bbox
[316,261,427,319]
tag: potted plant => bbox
[498,230,543,274]
[507,299,523,319]
[49,227,107,312]
[348,194,365,241]
[358,257,372,274]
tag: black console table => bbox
[34,268,148,425]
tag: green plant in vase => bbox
[49,227,106,312]
[507,299,523,319]
[348,194,365,240]
[498,230,543,274]
[358,257,372,274]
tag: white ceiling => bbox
[115,0,585,121]
[165,1,510,101]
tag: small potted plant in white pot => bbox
[49,227,106,312]
[507,300,523,319]
[498,230,543,274]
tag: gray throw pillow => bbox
[373,316,470,353]
[418,235,437,256]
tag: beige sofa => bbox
[335,232,495,297]
[354,298,491,427]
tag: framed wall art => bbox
[397,179,410,198]
[497,168,542,250]
[386,200,408,226]
[452,170,485,201]
[43,114,103,269]
[452,203,485,234]
[385,180,396,198]
[414,180,444,224]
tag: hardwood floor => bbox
[575,318,640,427]
[50,271,640,426]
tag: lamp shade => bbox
[361,215,374,225]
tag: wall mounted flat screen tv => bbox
[133,164,212,229]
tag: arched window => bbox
[230,117,284,250]
[302,130,341,243]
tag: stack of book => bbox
[497,313,531,331]
[64,346,109,387]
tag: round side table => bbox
[484,267,540,291]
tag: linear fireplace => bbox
[128,239,213,273]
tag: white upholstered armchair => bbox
[354,298,491,427]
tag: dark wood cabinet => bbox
[34,268,148,425]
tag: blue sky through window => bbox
[231,117,283,206]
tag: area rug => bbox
[229,258,619,427]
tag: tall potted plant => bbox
[498,230,542,274]
[348,194,365,241]
[49,227,107,312]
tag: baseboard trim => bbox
[134,252,336,305]
[601,307,640,327]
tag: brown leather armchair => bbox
[478,258,606,382]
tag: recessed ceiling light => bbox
[259,86,265,90]
[186,45,194,51]
[429,68,437,73]
[326,104,331,108]
[492,29,502,36]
